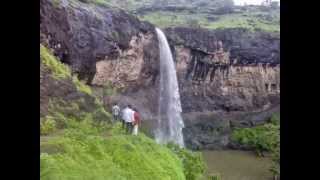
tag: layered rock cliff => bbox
[165,27,280,113]
[165,27,280,149]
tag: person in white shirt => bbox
[121,105,134,133]
[111,103,120,123]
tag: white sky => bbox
[234,0,280,6]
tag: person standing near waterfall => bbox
[122,105,134,134]
[132,108,141,136]
[112,103,120,123]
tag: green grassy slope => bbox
[79,0,279,32]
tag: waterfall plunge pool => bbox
[201,150,273,180]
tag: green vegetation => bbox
[231,113,280,176]
[167,143,206,180]
[231,118,279,154]
[77,0,235,12]
[40,44,92,95]
[40,44,71,79]
[41,44,111,136]
[52,0,61,8]
[41,121,206,180]
[73,0,279,32]
[77,0,148,10]
[209,173,221,180]
[40,116,57,135]
[72,75,93,95]
[139,11,279,32]
[47,97,111,131]
[201,13,279,32]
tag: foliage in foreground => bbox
[41,122,205,180]
[231,113,280,175]
[167,143,206,180]
[40,116,57,135]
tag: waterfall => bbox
[155,28,185,147]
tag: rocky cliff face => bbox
[165,27,280,149]
[165,27,280,112]
[40,0,159,87]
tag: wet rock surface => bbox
[183,113,231,150]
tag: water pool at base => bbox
[201,150,273,180]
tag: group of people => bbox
[112,103,141,135]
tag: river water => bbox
[201,150,273,180]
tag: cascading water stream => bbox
[155,28,185,147]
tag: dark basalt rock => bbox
[40,0,156,84]
[164,27,279,150]
[183,117,231,150]
[165,27,280,65]
[182,105,279,150]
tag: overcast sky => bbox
[233,0,280,6]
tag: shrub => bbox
[231,117,279,154]
[46,93,112,129]
[231,113,280,175]
[209,173,221,180]
[72,75,93,95]
[40,116,57,135]
[40,44,71,79]
[167,143,206,180]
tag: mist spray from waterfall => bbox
[155,28,185,147]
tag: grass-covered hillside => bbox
[78,0,234,11]
[78,0,279,32]
[40,44,206,180]
[41,121,206,180]
[139,9,279,32]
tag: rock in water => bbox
[155,28,185,147]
